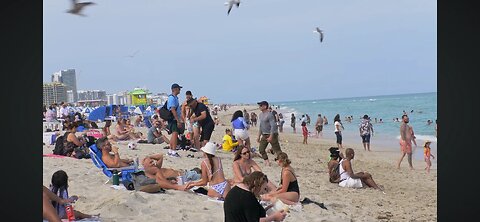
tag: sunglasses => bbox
[241,151,250,155]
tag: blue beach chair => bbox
[88,144,137,182]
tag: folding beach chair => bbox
[88,144,138,182]
[144,116,153,128]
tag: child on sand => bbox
[302,122,308,144]
[423,141,435,173]
[49,170,97,220]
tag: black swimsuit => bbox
[280,168,300,195]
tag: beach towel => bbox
[189,186,224,202]
[43,218,101,222]
[86,130,104,139]
[43,154,74,158]
[266,199,302,216]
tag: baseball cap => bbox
[363,114,369,119]
[257,101,269,107]
[171,83,183,89]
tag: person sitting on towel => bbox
[338,148,384,191]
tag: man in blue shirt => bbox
[166,83,184,157]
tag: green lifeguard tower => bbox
[129,88,150,106]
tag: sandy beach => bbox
[43,105,437,222]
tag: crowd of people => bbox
[43,83,436,221]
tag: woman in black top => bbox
[224,171,287,222]
[261,152,300,205]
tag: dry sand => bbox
[43,105,437,221]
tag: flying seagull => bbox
[67,0,96,17]
[125,50,140,58]
[313,27,324,42]
[225,0,240,15]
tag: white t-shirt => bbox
[60,107,69,118]
[334,121,343,132]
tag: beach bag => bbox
[159,99,173,121]
[52,134,72,156]
[131,171,165,193]
[329,163,341,183]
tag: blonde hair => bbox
[276,152,291,167]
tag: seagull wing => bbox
[227,4,233,15]
[78,2,95,7]
[316,27,321,33]
[236,2,240,8]
[320,32,323,42]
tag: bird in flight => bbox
[225,0,240,15]
[125,50,140,58]
[313,27,324,42]
[67,0,96,17]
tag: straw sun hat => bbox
[201,142,217,156]
[423,140,432,147]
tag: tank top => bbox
[338,159,350,181]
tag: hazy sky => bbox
[43,0,437,104]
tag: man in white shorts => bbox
[338,148,384,191]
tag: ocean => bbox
[273,92,437,162]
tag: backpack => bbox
[329,161,341,183]
[159,97,174,121]
[52,133,73,156]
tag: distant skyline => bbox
[43,0,437,104]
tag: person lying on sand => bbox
[96,137,135,168]
[142,153,199,191]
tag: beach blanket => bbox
[43,154,74,158]
[189,187,224,203]
[43,219,101,222]
[86,130,104,139]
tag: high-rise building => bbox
[43,82,68,106]
[52,69,78,103]
[107,94,125,105]
[78,90,107,101]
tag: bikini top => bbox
[203,157,223,178]
[237,161,252,177]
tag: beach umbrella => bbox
[87,106,108,122]
[134,107,142,115]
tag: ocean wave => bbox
[369,99,377,102]
[395,135,437,143]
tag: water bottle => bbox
[65,203,76,221]
[177,175,184,185]
[112,170,120,185]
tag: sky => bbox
[43,0,437,104]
